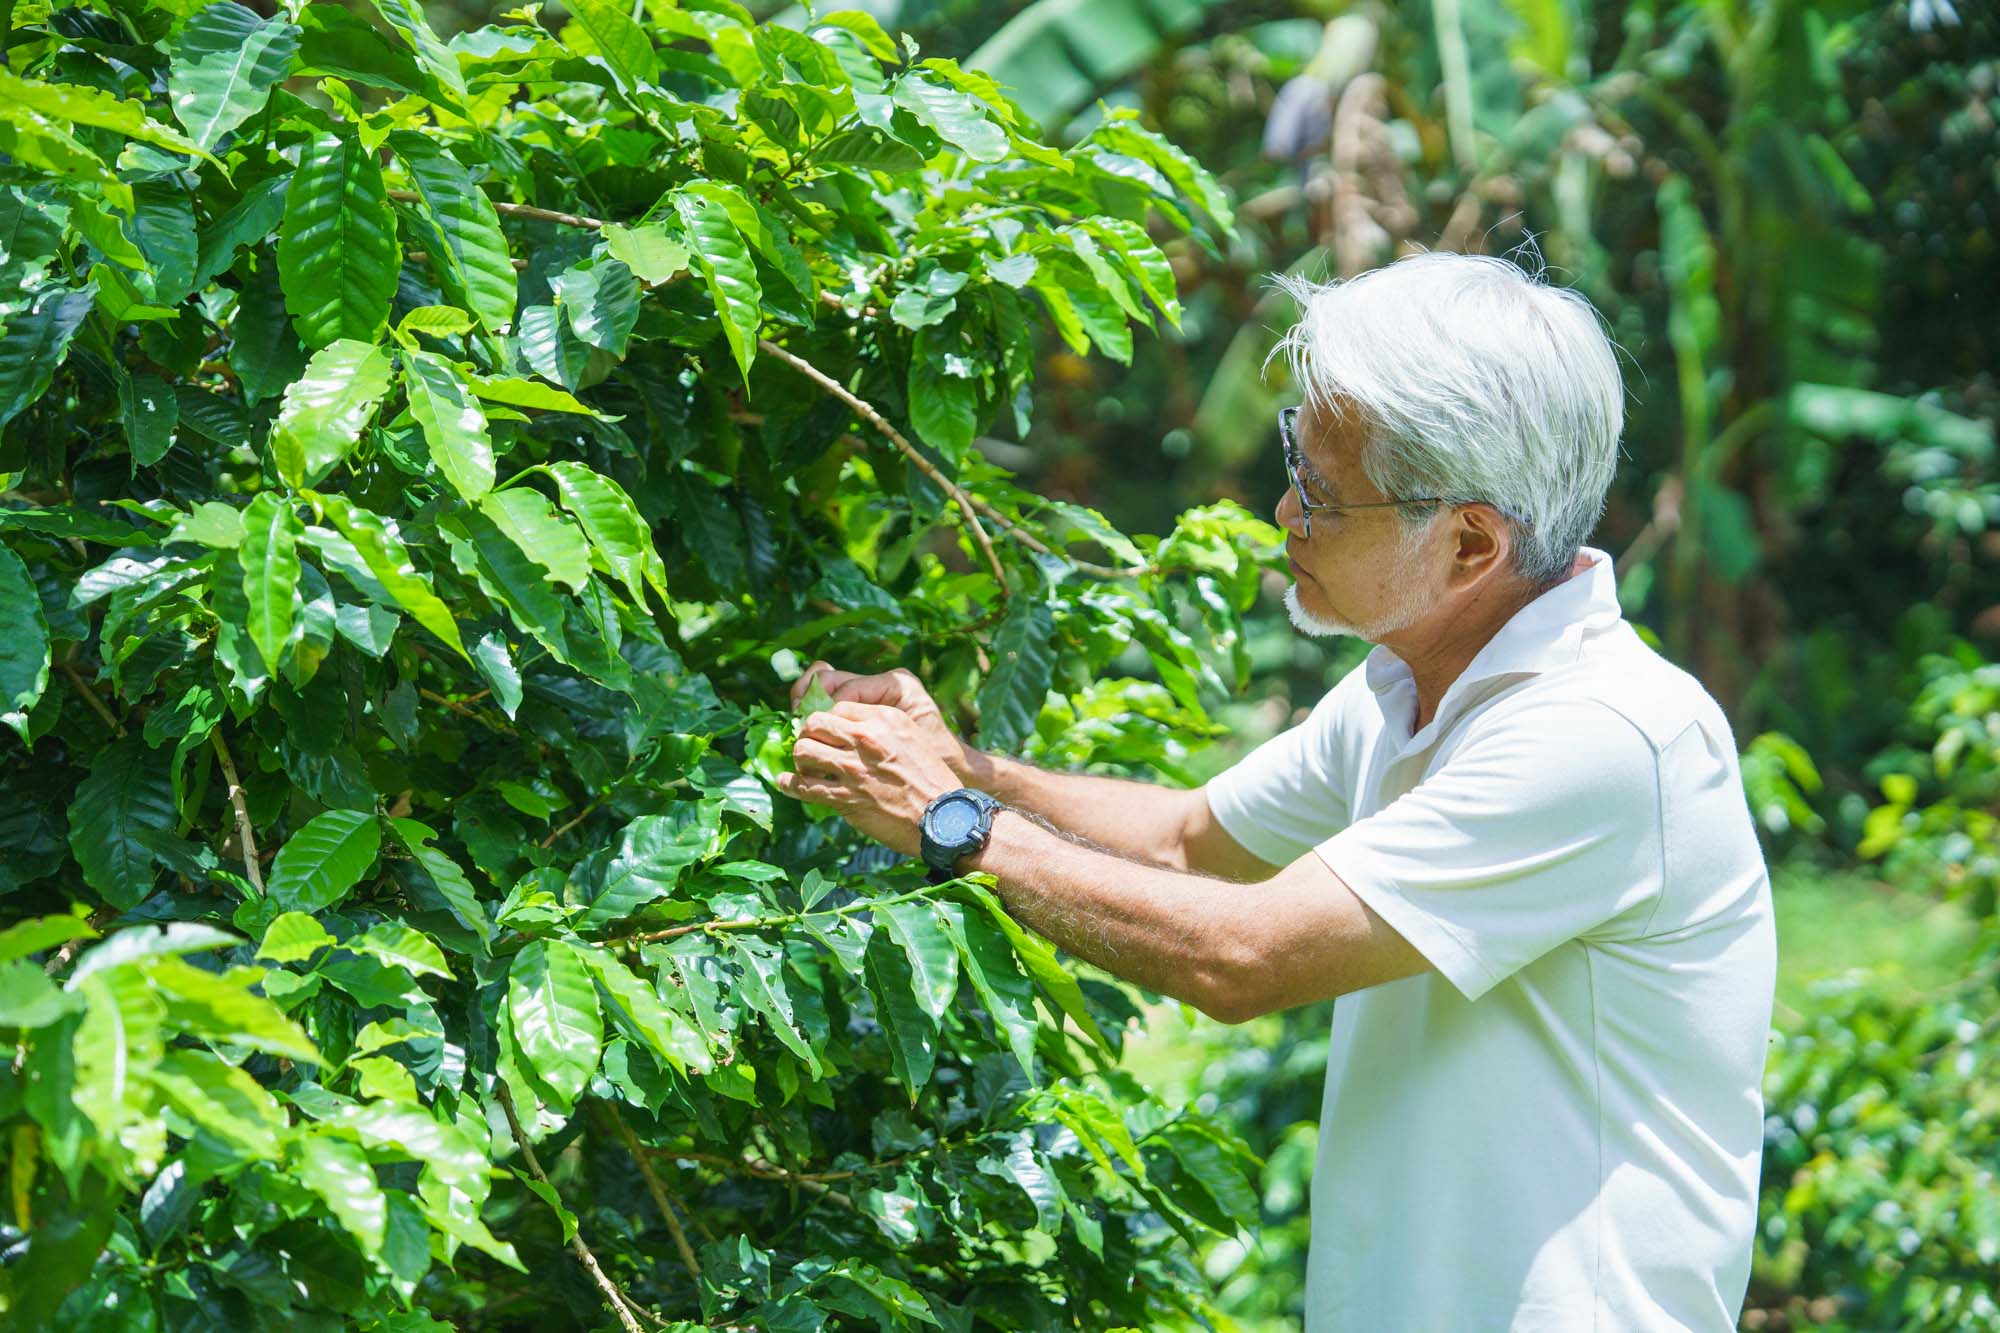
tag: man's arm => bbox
[963,810,1430,1023]
[959,750,1280,883]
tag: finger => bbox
[798,710,858,745]
[791,738,860,779]
[828,668,921,708]
[792,661,855,708]
[775,770,844,806]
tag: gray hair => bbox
[1266,249,1625,588]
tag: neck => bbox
[1381,575,1548,731]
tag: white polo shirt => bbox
[1205,546,1775,1332]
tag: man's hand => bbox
[778,701,962,857]
[790,660,974,783]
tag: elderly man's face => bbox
[1275,401,1447,642]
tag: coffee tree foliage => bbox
[0,0,1279,1326]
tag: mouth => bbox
[1286,551,1312,582]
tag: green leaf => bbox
[267,808,382,914]
[555,260,640,356]
[313,491,469,660]
[893,74,1008,163]
[976,598,1055,750]
[296,1132,388,1256]
[0,67,216,165]
[147,954,320,1063]
[403,351,495,501]
[578,946,710,1076]
[952,881,1108,1050]
[908,322,979,462]
[269,340,395,488]
[279,130,400,348]
[370,0,467,105]
[121,372,180,469]
[876,900,958,1021]
[0,916,98,968]
[389,133,517,336]
[672,190,762,382]
[863,924,936,1096]
[168,3,301,151]
[506,939,602,1106]
[559,0,657,91]
[466,374,606,419]
[340,921,452,980]
[724,936,820,1077]
[257,912,335,964]
[602,223,690,285]
[73,967,166,1144]
[545,461,668,607]
[0,286,96,431]
[149,1047,285,1159]
[579,806,720,929]
[937,902,1039,1079]
[239,492,301,675]
[479,488,590,593]
[389,818,492,946]
[68,739,177,909]
[67,923,239,987]
[0,541,51,742]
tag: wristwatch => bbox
[920,788,1001,884]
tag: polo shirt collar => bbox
[1362,545,1623,744]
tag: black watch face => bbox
[931,794,983,843]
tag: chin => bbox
[1284,583,1362,639]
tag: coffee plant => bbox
[0,0,1279,1326]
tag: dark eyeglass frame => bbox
[1278,406,1450,539]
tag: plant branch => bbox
[593,1103,702,1280]
[494,1084,648,1333]
[757,338,1011,596]
[58,658,124,736]
[210,731,264,896]
[602,883,947,951]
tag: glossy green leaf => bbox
[239,491,300,675]
[479,488,590,593]
[168,3,301,151]
[506,939,602,1106]
[579,805,720,929]
[876,900,958,1021]
[278,130,399,348]
[937,902,1039,1079]
[908,322,979,461]
[403,351,494,501]
[340,921,452,980]
[296,1132,389,1256]
[0,67,214,164]
[952,881,1108,1050]
[863,924,936,1097]
[545,461,668,607]
[67,740,177,909]
[0,287,95,431]
[147,954,319,1063]
[266,808,382,914]
[313,491,469,659]
[559,0,657,91]
[388,818,491,946]
[0,541,50,742]
[578,946,710,1076]
[268,340,395,488]
[725,936,820,1076]
[602,222,690,284]
[892,74,1007,163]
[370,0,466,105]
[555,260,640,357]
[257,912,335,964]
[0,916,98,968]
[73,967,166,1144]
[673,189,762,382]
[389,133,516,336]
[149,1047,284,1158]
[976,598,1055,751]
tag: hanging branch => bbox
[494,1084,650,1333]
[757,337,1011,597]
[593,1102,703,1281]
[210,730,264,896]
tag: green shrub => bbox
[0,2,1275,1326]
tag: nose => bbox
[1275,485,1306,539]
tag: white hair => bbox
[1266,249,1626,588]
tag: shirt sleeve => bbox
[1204,677,1359,870]
[1315,697,1665,1003]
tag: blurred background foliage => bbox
[401,0,1994,1325]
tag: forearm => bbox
[961,808,1261,1022]
[954,747,1199,871]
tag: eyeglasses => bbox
[1279,406,1450,539]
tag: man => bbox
[778,251,1777,1331]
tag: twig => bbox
[594,1103,702,1280]
[494,1084,649,1333]
[58,659,124,736]
[210,731,264,895]
[539,794,605,849]
[757,338,1011,596]
[388,190,603,231]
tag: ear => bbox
[1446,503,1511,588]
